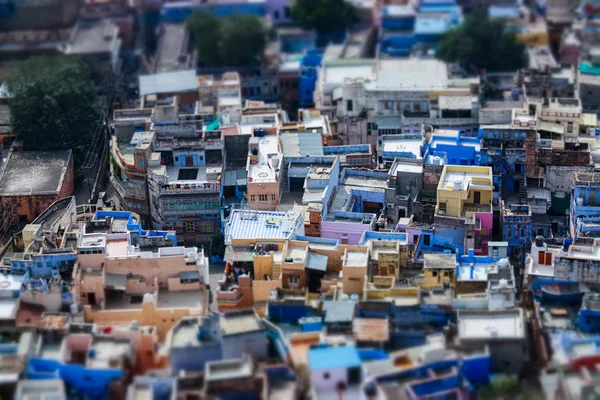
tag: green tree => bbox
[292,0,355,39]
[6,56,100,166]
[437,11,527,72]
[187,12,269,67]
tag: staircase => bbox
[518,179,527,203]
[501,179,508,201]
[272,263,282,280]
[280,162,289,192]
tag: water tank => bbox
[535,236,544,247]
[350,293,359,302]
[143,293,155,304]
[453,180,462,190]
[221,114,230,126]
[576,197,584,206]
[270,156,279,169]
[70,303,78,315]
[188,252,196,262]
[498,279,509,288]
[431,156,441,165]
[497,258,509,268]
[341,294,350,301]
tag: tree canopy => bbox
[187,12,270,68]
[437,11,527,72]
[292,0,355,39]
[6,56,100,165]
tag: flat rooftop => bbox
[67,19,119,55]
[458,310,525,340]
[375,59,449,90]
[225,210,301,241]
[0,150,71,196]
[139,69,197,97]
[381,136,423,159]
[439,166,492,192]
[322,59,375,85]
[344,250,369,267]
[249,135,279,182]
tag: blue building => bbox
[424,129,482,166]
[378,0,463,57]
[501,204,532,262]
[161,0,266,22]
[571,172,600,239]
[578,293,600,333]
[299,50,322,108]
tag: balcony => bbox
[402,116,478,126]
[159,181,220,195]
[110,176,146,200]
[162,207,220,217]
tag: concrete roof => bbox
[139,69,197,96]
[220,311,265,336]
[279,132,324,158]
[66,19,120,55]
[0,150,72,196]
[458,309,525,340]
[375,59,449,90]
[154,23,189,73]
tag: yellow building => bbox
[436,165,493,218]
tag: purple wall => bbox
[321,221,370,245]
[266,0,292,24]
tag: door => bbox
[87,292,96,306]
[186,155,194,166]
[474,191,481,204]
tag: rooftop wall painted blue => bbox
[308,345,362,370]
[161,1,265,22]
[424,134,481,166]
[28,358,122,400]
[11,251,77,278]
[323,144,370,154]
[295,235,340,248]
[358,348,389,361]
[359,231,408,245]
[268,304,309,324]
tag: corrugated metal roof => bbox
[306,253,328,271]
[223,170,247,187]
[139,69,197,96]
[279,132,324,157]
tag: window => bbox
[384,101,391,110]
[250,194,255,202]
[271,194,276,201]
[346,100,353,112]
[507,227,511,238]
[284,6,291,17]
[259,194,268,202]
[184,221,195,232]
[432,271,438,277]
[273,10,280,19]
[414,103,421,111]
[323,372,330,380]
[521,227,526,237]
[474,191,481,204]
[567,122,573,134]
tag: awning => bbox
[105,273,127,291]
[306,253,328,272]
